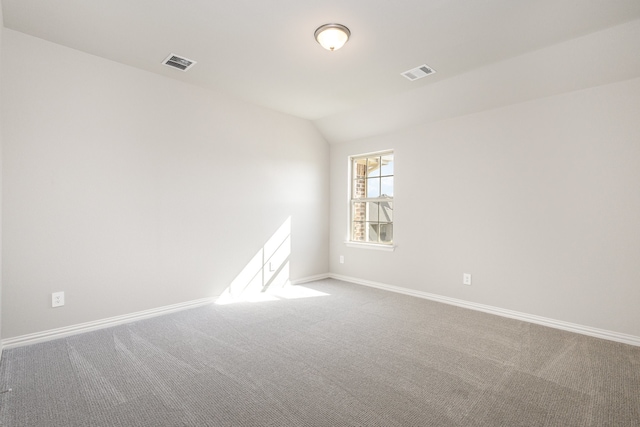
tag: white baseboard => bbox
[291,273,331,285]
[1,297,216,350]
[329,273,640,347]
[6,272,635,350]
[0,273,332,351]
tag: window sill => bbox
[345,241,396,252]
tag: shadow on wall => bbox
[216,217,329,304]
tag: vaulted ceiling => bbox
[3,0,640,142]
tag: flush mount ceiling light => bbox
[314,23,351,51]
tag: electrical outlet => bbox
[52,291,65,307]
[339,255,344,264]
[463,274,472,286]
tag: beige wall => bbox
[1,29,329,339]
[330,77,640,337]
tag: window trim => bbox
[346,149,395,249]
[344,241,396,251]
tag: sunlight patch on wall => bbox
[216,217,329,304]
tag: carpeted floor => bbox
[0,279,639,426]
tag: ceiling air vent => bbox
[401,64,436,81]
[162,54,197,72]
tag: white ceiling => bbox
[3,0,640,141]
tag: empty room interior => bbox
[0,0,639,426]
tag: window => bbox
[349,151,394,245]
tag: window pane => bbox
[379,223,393,243]
[352,202,366,222]
[381,154,394,176]
[368,156,381,177]
[349,152,393,246]
[367,223,379,243]
[367,177,380,198]
[381,176,393,197]
[379,202,393,223]
[353,179,366,199]
[352,222,365,241]
[366,202,379,222]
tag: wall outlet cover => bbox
[52,291,65,307]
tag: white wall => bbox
[0,1,4,346]
[330,77,640,337]
[1,29,329,339]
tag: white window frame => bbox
[345,150,395,251]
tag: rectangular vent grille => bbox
[162,54,197,72]
[401,64,436,81]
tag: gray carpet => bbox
[0,279,638,426]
